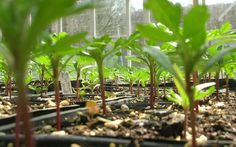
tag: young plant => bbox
[37,32,86,131]
[125,33,159,108]
[206,22,236,99]
[71,56,94,101]
[139,0,236,146]
[0,1,94,146]
[0,57,12,98]
[81,35,124,114]
[167,66,215,139]
[31,56,52,97]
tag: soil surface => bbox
[0,91,235,144]
[33,92,236,143]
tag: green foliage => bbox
[82,35,125,65]
[140,0,236,87]
[167,66,215,109]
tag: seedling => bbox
[125,32,159,108]
[71,56,94,101]
[81,35,125,114]
[139,0,236,146]
[37,32,86,130]
[0,1,94,146]
[167,66,215,138]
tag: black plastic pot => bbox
[0,134,234,147]
[0,105,84,132]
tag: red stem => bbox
[215,71,220,100]
[186,73,197,147]
[137,81,140,97]
[76,72,80,101]
[163,76,166,98]
[53,64,61,131]
[15,74,35,147]
[183,109,188,139]
[153,72,157,102]
[225,74,229,97]
[98,63,106,114]
[15,108,20,147]
[149,66,154,109]
[208,72,211,82]
[192,71,199,113]
[5,80,9,96]
[40,66,44,98]
[129,81,133,94]
[9,77,12,99]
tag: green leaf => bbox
[138,24,174,42]
[200,47,236,77]
[194,87,215,101]
[144,46,173,73]
[220,22,232,34]
[144,0,181,33]
[0,43,13,68]
[125,56,143,63]
[183,5,209,50]
[167,90,183,107]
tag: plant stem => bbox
[15,108,20,147]
[192,71,199,113]
[5,79,8,96]
[40,66,44,98]
[186,73,197,147]
[52,62,61,131]
[15,71,35,147]
[154,72,157,101]
[9,76,12,99]
[208,72,211,82]
[183,109,188,139]
[76,71,80,101]
[149,66,154,109]
[225,74,229,97]
[137,80,140,97]
[163,76,166,98]
[98,63,106,114]
[215,71,220,99]
[129,81,133,94]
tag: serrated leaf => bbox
[183,5,209,50]
[138,24,174,42]
[220,22,232,34]
[144,0,181,33]
[200,47,236,77]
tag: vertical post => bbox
[91,8,97,38]
[29,14,32,26]
[193,0,199,5]
[202,0,205,5]
[117,25,124,66]
[143,0,151,23]
[59,18,63,33]
[126,0,132,67]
